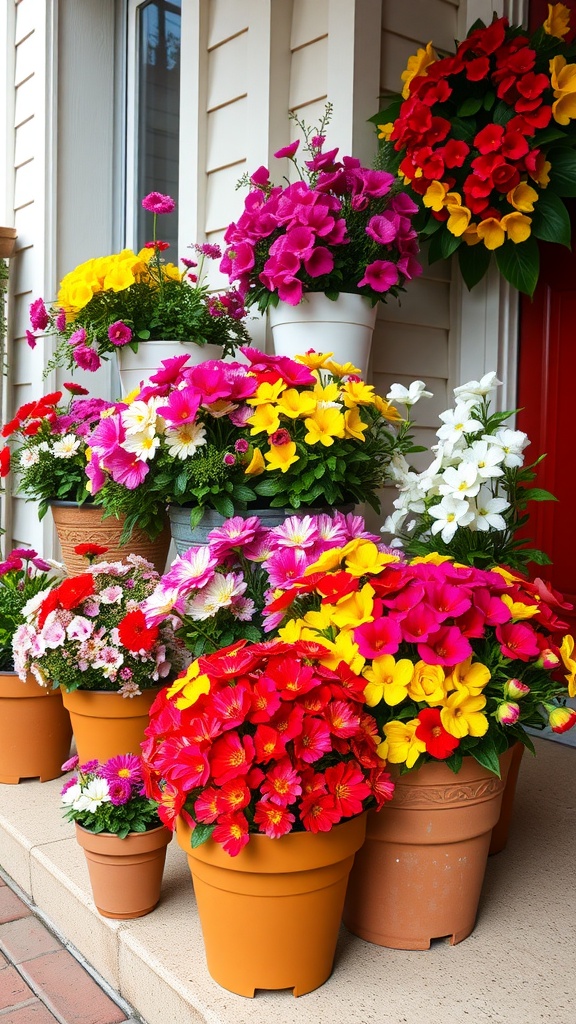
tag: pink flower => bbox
[141,192,175,214]
[304,246,334,277]
[55,309,67,331]
[366,213,399,245]
[108,321,133,347]
[357,260,399,293]
[264,547,309,589]
[418,625,473,666]
[26,330,37,349]
[354,616,402,659]
[68,328,87,347]
[157,386,201,426]
[495,701,520,726]
[207,516,263,559]
[73,345,101,372]
[250,165,270,186]
[106,449,149,489]
[29,298,49,331]
[496,622,540,662]
[274,140,300,160]
[160,545,217,594]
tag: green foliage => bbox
[0,554,61,671]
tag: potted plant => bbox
[61,752,171,919]
[13,549,182,763]
[0,227,17,260]
[85,347,421,544]
[373,5,576,296]
[0,547,72,784]
[25,192,251,392]
[0,385,171,571]
[267,540,576,948]
[141,638,395,996]
[220,103,422,377]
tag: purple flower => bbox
[234,438,249,454]
[79,760,99,774]
[73,345,101,372]
[195,243,222,259]
[357,260,399,294]
[107,321,133,347]
[55,309,67,332]
[29,298,49,331]
[108,778,133,805]
[141,192,175,214]
[61,755,80,772]
[250,165,270,186]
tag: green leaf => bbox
[439,229,461,260]
[426,229,448,265]
[191,823,214,848]
[521,548,552,565]
[531,190,571,249]
[211,493,235,518]
[450,117,477,144]
[548,147,576,196]
[369,98,403,126]
[189,505,205,529]
[254,477,280,496]
[457,97,483,118]
[523,487,557,502]
[482,91,495,111]
[232,484,257,502]
[471,743,501,778]
[495,237,540,296]
[492,100,515,127]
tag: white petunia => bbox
[61,783,82,807]
[386,380,433,407]
[186,573,247,621]
[453,371,502,402]
[487,427,529,468]
[436,402,483,447]
[73,778,111,813]
[20,448,40,468]
[438,463,481,500]
[122,427,160,461]
[121,398,160,436]
[52,435,82,459]
[460,439,505,479]
[469,490,510,532]
[164,422,207,459]
[428,495,475,544]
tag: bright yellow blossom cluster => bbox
[57,247,181,317]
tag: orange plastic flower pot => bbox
[0,672,72,784]
[75,823,171,919]
[489,741,524,855]
[50,502,171,575]
[177,813,367,997]
[343,750,513,949]
[61,686,162,763]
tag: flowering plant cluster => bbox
[0,548,64,671]
[27,192,251,373]
[13,552,181,694]
[86,348,417,531]
[221,104,422,311]
[382,372,555,570]
[375,4,576,295]
[61,754,162,838]
[142,510,383,657]
[0,384,114,519]
[268,542,576,775]
[141,638,395,855]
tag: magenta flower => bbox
[195,243,222,259]
[106,449,149,489]
[207,516,263,559]
[107,321,133,347]
[89,414,126,459]
[496,622,540,662]
[73,345,101,372]
[61,755,80,772]
[250,165,270,186]
[357,260,400,293]
[274,140,300,160]
[29,298,49,331]
[108,779,133,805]
[26,330,37,349]
[160,545,218,594]
[141,192,175,214]
[263,547,309,589]
[366,214,400,245]
[69,328,87,347]
[85,452,107,495]
[354,617,402,659]
[426,583,472,621]
[304,246,334,278]
[418,625,473,666]
[55,309,67,332]
[186,362,233,404]
[101,753,142,784]
[157,386,202,427]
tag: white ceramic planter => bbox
[269,292,377,379]
[116,339,225,394]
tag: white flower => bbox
[20,448,40,468]
[61,783,82,807]
[386,380,433,407]
[38,441,50,452]
[187,573,247,620]
[381,508,409,535]
[460,439,504,479]
[73,778,111,813]
[99,585,124,605]
[121,399,159,436]
[21,586,55,621]
[52,435,82,459]
[438,463,481,500]
[122,427,160,462]
[388,453,412,485]
[436,402,483,447]
[428,495,475,544]
[66,616,94,641]
[453,372,502,402]
[164,422,207,459]
[487,427,529,468]
[470,490,510,532]
[142,586,182,627]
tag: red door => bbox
[517,0,576,630]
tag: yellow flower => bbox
[491,566,521,585]
[440,689,489,739]
[343,406,369,440]
[341,380,375,408]
[324,359,361,377]
[247,380,286,406]
[530,152,551,187]
[318,631,365,674]
[167,661,211,709]
[400,42,437,99]
[560,635,576,697]
[476,217,506,250]
[275,388,317,419]
[243,448,266,476]
[423,180,449,212]
[342,538,399,577]
[363,654,414,707]
[410,553,453,565]
[264,440,299,472]
[381,719,425,767]
[447,658,491,695]
[501,594,539,620]
[247,404,281,435]
[408,661,447,705]
[462,224,481,246]
[377,123,394,142]
[304,407,346,445]
[302,605,336,632]
[544,3,571,38]
[501,212,532,244]
[278,619,318,644]
[507,183,539,213]
[59,279,95,312]
[304,547,345,575]
[295,352,332,369]
[445,192,471,236]
[550,55,576,123]
[373,395,404,423]
[312,380,340,404]
[331,583,375,629]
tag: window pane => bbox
[136,0,181,252]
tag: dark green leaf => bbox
[369,98,403,126]
[492,100,516,127]
[471,743,501,778]
[211,493,235,518]
[191,823,214,848]
[482,91,495,111]
[523,488,557,502]
[440,229,462,260]
[189,505,205,529]
[254,478,280,496]
[531,190,571,249]
[548,147,576,197]
[450,117,477,144]
[522,548,552,565]
[495,237,540,296]
[457,97,483,117]
[232,484,257,501]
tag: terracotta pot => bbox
[0,672,72,784]
[0,227,17,259]
[50,501,170,575]
[489,741,525,855]
[61,686,162,763]
[177,813,366,997]
[75,822,171,919]
[343,750,513,950]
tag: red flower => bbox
[324,762,371,818]
[73,542,109,559]
[292,716,331,763]
[1,417,20,437]
[118,609,159,653]
[415,708,459,759]
[210,731,255,784]
[253,723,287,763]
[300,788,340,833]
[53,574,95,612]
[496,622,540,661]
[474,124,504,155]
[211,682,252,730]
[0,447,10,477]
[63,382,89,396]
[253,800,295,838]
[216,779,251,815]
[212,812,249,856]
[260,759,302,807]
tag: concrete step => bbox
[0,736,574,1024]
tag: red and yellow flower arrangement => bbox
[374,3,576,295]
[141,638,395,855]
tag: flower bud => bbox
[505,678,530,700]
[549,706,576,734]
[537,648,560,670]
[496,701,520,726]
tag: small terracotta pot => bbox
[75,822,172,919]
[61,686,163,763]
[489,741,525,855]
[0,227,17,259]
[177,813,366,997]
[0,672,72,784]
[50,501,171,575]
[343,750,513,950]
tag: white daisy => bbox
[73,778,111,813]
[52,435,82,458]
[20,448,40,468]
[164,422,207,459]
[121,398,160,436]
[122,427,160,461]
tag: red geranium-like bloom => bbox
[73,543,109,558]
[210,731,255,785]
[324,762,371,818]
[118,609,159,653]
[53,574,95,612]
[216,778,251,815]
[212,811,249,856]
[0,447,10,477]
[254,799,295,838]
[260,759,302,807]
[300,788,341,833]
[416,708,459,759]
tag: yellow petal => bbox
[476,217,506,250]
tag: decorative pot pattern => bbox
[50,502,171,575]
[61,686,163,763]
[0,672,72,784]
[75,822,171,919]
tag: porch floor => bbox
[0,736,574,1024]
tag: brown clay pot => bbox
[50,501,171,575]
[489,741,525,855]
[177,813,367,997]
[75,822,172,919]
[0,672,72,784]
[0,227,17,259]
[343,749,513,950]
[61,686,162,763]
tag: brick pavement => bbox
[0,876,140,1024]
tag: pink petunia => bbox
[73,345,101,372]
[304,245,334,278]
[107,321,133,347]
[29,298,49,331]
[157,385,202,426]
[418,625,473,666]
[496,622,540,662]
[105,448,149,489]
[357,259,399,293]
[354,616,401,659]
[274,140,300,160]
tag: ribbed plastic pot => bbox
[50,501,171,575]
[176,813,366,997]
[0,672,72,784]
[61,686,163,763]
[343,749,513,950]
[75,822,172,919]
[269,292,377,380]
[116,340,225,394]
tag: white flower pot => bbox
[116,340,225,395]
[268,293,377,379]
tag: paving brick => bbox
[0,965,35,1010]
[0,918,62,965]
[0,1000,60,1023]
[0,890,31,927]
[19,951,126,1024]
[0,948,8,969]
